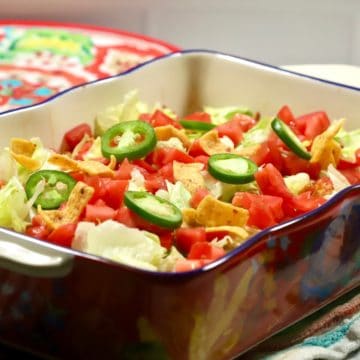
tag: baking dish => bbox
[0,50,359,360]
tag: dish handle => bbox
[0,228,74,278]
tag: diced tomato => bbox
[31,214,47,227]
[290,191,326,213]
[114,207,137,228]
[229,113,257,132]
[158,163,174,183]
[73,138,93,160]
[216,118,243,146]
[114,158,135,180]
[82,176,109,203]
[149,147,194,167]
[175,227,206,254]
[266,132,285,172]
[188,139,207,157]
[139,113,152,122]
[132,159,157,173]
[190,188,210,208]
[340,167,360,185]
[25,225,50,240]
[277,105,295,125]
[193,155,209,167]
[338,150,360,169]
[205,230,229,242]
[144,173,166,193]
[250,142,271,166]
[159,232,173,250]
[232,192,284,229]
[47,223,77,247]
[282,151,321,179]
[174,259,208,272]
[69,171,85,182]
[184,111,212,123]
[62,123,92,152]
[255,163,293,200]
[102,180,128,209]
[295,111,330,140]
[188,242,225,260]
[150,110,182,129]
[84,204,116,223]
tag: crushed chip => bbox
[71,133,91,159]
[205,226,249,241]
[233,144,260,158]
[49,153,114,176]
[155,125,191,149]
[182,208,199,226]
[49,153,78,171]
[173,161,205,194]
[10,138,37,156]
[310,119,344,170]
[199,130,232,155]
[196,195,249,227]
[108,155,117,170]
[78,160,114,177]
[10,138,41,171]
[38,181,94,230]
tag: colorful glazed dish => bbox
[0,51,359,360]
[1,90,359,273]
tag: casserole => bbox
[0,50,359,359]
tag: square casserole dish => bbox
[0,50,359,360]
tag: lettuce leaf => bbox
[155,181,191,210]
[284,173,311,195]
[0,177,30,232]
[95,89,148,136]
[323,164,351,197]
[335,128,360,162]
[236,117,272,149]
[0,149,17,182]
[204,106,252,125]
[72,220,166,271]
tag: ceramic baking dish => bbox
[0,50,359,360]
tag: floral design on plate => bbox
[0,21,179,112]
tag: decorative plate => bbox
[0,20,179,112]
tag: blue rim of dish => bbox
[0,49,359,277]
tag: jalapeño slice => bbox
[208,153,258,184]
[101,120,156,161]
[271,117,311,160]
[179,119,216,131]
[124,191,183,229]
[25,170,76,209]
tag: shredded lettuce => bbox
[72,220,166,271]
[128,168,146,191]
[0,149,17,182]
[82,136,103,160]
[284,173,311,195]
[156,181,191,210]
[0,177,30,232]
[323,164,351,197]
[204,106,252,125]
[335,128,360,162]
[236,117,272,149]
[158,246,185,272]
[95,89,148,136]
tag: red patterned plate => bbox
[0,20,179,112]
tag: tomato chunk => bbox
[188,242,226,260]
[216,118,244,146]
[47,223,77,247]
[63,123,92,151]
[190,188,210,208]
[277,105,295,125]
[175,227,206,254]
[150,110,182,129]
[184,111,212,123]
[85,204,116,223]
[295,111,330,140]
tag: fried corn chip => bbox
[49,153,114,176]
[233,144,260,158]
[10,138,41,171]
[196,195,249,227]
[78,160,114,177]
[205,226,249,241]
[49,153,79,171]
[173,161,205,194]
[182,208,199,226]
[71,133,91,159]
[38,181,94,230]
[310,119,344,170]
[108,155,117,170]
[199,130,232,155]
[10,138,37,156]
[155,125,191,149]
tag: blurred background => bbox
[1,0,360,66]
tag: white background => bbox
[1,0,360,66]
